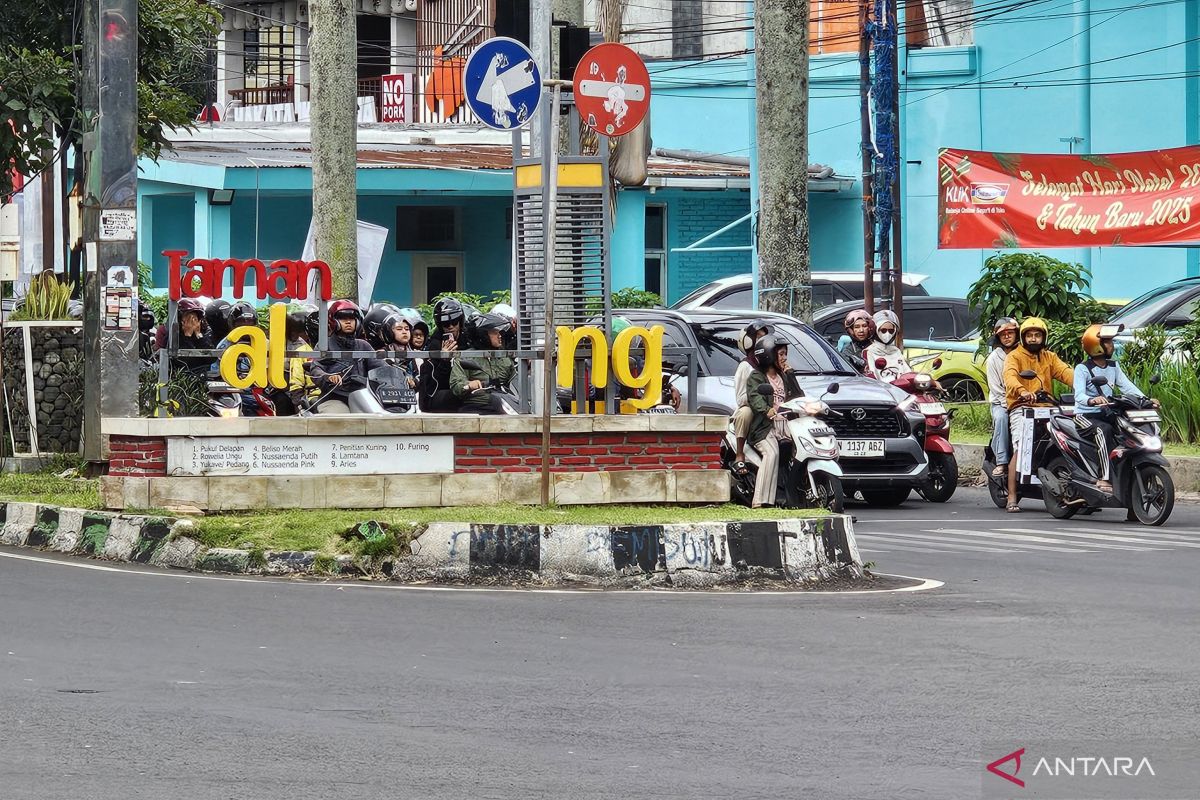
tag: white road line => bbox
[1054,526,1200,545]
[992,528,1171,551]
[0,550,944,596]
[857,533,1017,553]
[998,527,1200,549]
[926,529,1096,553]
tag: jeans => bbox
[990,403,1011,465]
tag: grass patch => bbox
[0,474,101,509]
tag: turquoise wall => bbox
[647,0,1200,300]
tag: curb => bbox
[0,501,861,586]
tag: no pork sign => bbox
[573,43,651,137]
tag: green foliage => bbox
[1119,325,1169,378]
[0,47,75,195]
[414,290,512,325]
[611,287,663,309]
[10,272,72,320]
[966,253,1092,329]
[1046,297,1113,366]
[138,369,212,418]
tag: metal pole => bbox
[890,0,905,341]
[859,0,875,315]
[530,0,553,158]
[540,83,563,507]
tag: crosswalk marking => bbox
[857,533,1017,553]
[924,528,1104,553]
[1044,526,1200,546]
[997,527,1200,549]
[935,527,1168,552]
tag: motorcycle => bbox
[457,360,521,415]
[369,362,420,414]
[1037,374,1173,526]
[723,381,845,513]
[890,358,958,503]
[207,380,243,418]
[982,381,1058,509]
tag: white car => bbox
[671,271,931,313]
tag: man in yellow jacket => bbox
[1002,317,1075,511]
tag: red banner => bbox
[937,146,1200,249]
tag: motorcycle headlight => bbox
[803,401,827,416]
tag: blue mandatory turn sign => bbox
[463,37,542,130]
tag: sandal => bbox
[1006,502,1021,513]
[732,460,750,476]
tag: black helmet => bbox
[739,319,771,353]
[304,308,321,344]
[230,301,257,328]
[434,297,465,328]
[411,319,429,342]
[138,301,156,331]
[751,334,783,369]
[363,303,402,348]
[476,312,511,335]
[205,299,232,341]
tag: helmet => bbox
[304,309,321,344]
[434,297,465,328]
[873,310,900,345]
[411,319,430,345]
[843,309,875,342]
[396,307,423,330]
[476,312,511,334]
[750,334,784,370]
[205,299,232,341]
[177,297,205,321]
[739,319,772,353]
[990,316,1019,348]
[138,301,157,331]
[1019,317,1048,338]
[491,303,517,324]
[1081,323,1124,358]
[328,299,364,336]
[363,303,402,348]
[229,301,257,328]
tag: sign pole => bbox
[540,82,563,507]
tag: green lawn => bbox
[0,474,814,555]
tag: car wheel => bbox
[861,487,911,507]
[941,375,984,403]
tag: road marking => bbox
[857,533,1017,553]
[928,529,1097,553]
[1052,526,1200,546]
[0,550,943,596]
[993,528,1170,551]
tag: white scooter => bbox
[723,382,846,512]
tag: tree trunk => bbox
[309,0,359,299]
[755,0,811,321]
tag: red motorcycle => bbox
[885,359,958,503]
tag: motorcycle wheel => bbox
[861,487,910,507]
[811,473,845,514]
[1042,456,1079,520]
[1130,464,1174,526]
[986,474,1008,509]
[920,452,959,503]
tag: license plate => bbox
[1127,410,1160,423]
[838,439,885,458]
[918,402,947,416]
[378,386,417,405]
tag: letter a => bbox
[986,748,1025,788]
[220,325,268,390]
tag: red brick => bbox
[472,448,503,457]
[628,434,662,443]
[629,455,662,465]
[506,447,540,456]
[611,445,641,455]
[549,447,573,456]
[524,457,544,466]
[674,445,707,454]
[491,457,522,467]
[593,456,625,466]
[588,435,625,445]
[575,447,608,456]
[560,456,590,466]
[499,465,534,472]
[456,437,489,447]
[662,454,701,464]
[646,446,680,455]
[671,464,704,470]
[458,457,488,467]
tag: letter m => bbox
[214,259,267,299]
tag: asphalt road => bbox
[2,488,1198,800]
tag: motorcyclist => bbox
[363,303,404,351]
[1073,323,1157,493]
[744,335,802,508]
[985,317,1020,479]
[308,300,385,414]
[284,312,320,413]
[865,309,912,382]
[731,319,772,475]
[213,301,265,415]
[154,297,213,378]
[450,313,516,414]
[839,309,875,373]
[491,302,519,350]
[204,299,233,344]
[1002,317,1075,512]
[418,297,467,412]
[137,301,157,362]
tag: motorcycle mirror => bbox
[1018,370,1037,379]
[1090,375,1109,387]
[874,357,888,370]
[932,358,943,370]
[826,383,840,395]
[1150,374,1162,385]
[756,383,775,397]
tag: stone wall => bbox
[1,324,84,454]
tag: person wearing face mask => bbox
[865,309,912,383]
[838,310,875,373]
[1002,317,1075,511]
[985,317,1020,478]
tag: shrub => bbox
[966,253,1091,331]
[611,287,663,309]
[11,272,72,321]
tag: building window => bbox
[243,26,295,88]
[396,206,461,251]
[644,205,667,298]
[672,0,704,60]
[809,1,973,55]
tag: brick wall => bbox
[109,436,168,476]
[454,433,722,473]
[668,191,752,303]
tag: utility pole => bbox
[871,0,897,315]
[754,0,811,321]
[530,0,553,157]
[890,0,904,335]
[309,0,359,298]
[81,0,139,461]
[858,0,875,315]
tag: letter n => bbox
[556,326,608,390]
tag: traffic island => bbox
[0,499,866,588]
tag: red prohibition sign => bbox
[572,42,651,137]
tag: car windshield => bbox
[1110,283,1196,328]
[693,320,858,376]
[672,283,720,309]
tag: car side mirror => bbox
[757,383,775,397]
[874,357,887,370]
[1018,370,1037,379]
[826,382,840,395]
[1090,375,1109,387]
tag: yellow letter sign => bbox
[218,303,288,389]
[554,324,665,412]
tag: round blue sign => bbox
[463,37,543,130]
